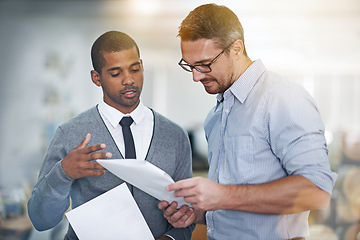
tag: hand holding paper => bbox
[97,159,191,207]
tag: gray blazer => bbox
[28,106,194,239]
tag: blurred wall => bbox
[0,0,359,208]
[1,0,360,239]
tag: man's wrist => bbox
[194,209,207,225]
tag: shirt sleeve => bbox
[267,82,337,194]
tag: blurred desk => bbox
[191,224,208,240]
[191,171,208,240]
[0,215,32,240]
[193,170,208,178]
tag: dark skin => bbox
[62,48,175,239]
[62,48,144,179]
[61,134,172,240]
[61,133,110,179]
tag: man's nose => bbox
[192,69,205,82]
[122,71,134,85]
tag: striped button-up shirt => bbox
[204,59,337,240]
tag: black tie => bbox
[119,116,136,159]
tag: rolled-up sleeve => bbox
[268,82,337,194]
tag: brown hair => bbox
[178,3,247,56]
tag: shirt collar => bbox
[216,59,266,106]
[98,100,147,128]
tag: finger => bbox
[183,210,196,226]
[164,202,179,218]
[169,207,195,228]
[183,195,202,208]
[167,177,199,191]
[168,204,189,222]
[158,201,169,210]
[83,143,107,154]
[87,152,112,162]
[183,194,197,203]
[175,208,195,226]
[82,169,106,177]
[173,187,197,199]
[74,133,91,150]
[88,162,106,170]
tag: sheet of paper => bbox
[97,159,190,207]
[65,183,154,240]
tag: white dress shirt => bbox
[98,100,154,160]
[98,101,176,240]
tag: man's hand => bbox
[61,133,112,179]
[168,177,228,211]
[158,201,196,228]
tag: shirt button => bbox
[225,109,229,113]
[207,228,212,234]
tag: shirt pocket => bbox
[220,135,255,184]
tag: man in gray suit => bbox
[28,31,194,240]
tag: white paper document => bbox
[97,159,190,207]
[65,183,154,240]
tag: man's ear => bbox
[91,70,101,87]
[231,39,245,56]
[140,59,144,72]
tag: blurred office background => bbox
[0,0,359,239]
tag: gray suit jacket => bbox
[28,106,194,239]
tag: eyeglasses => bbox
[178,48,226,73]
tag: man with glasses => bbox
[159,4,337,240]
[28,31,194,240]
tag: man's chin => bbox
[203,86,219,95]
[123,98,140,107]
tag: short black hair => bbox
[91,31,140,74]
